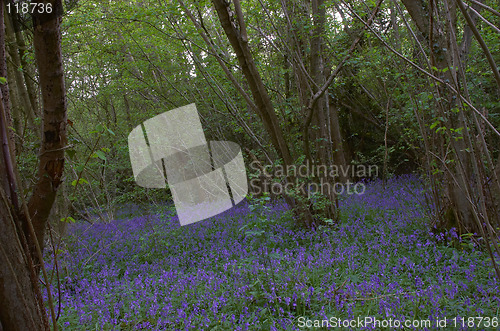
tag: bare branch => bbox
[456,0,500,91]
[345,1,500,137]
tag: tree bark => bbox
[5,49,24,141]
[0,0,16,159]
[0,190,49,331]
[25,0,68,267]
[401,0,492,235]
[5,12,40,138]
[211,0,293,166]
[210,0,322,226]
[0,0,64,328]
[309,0,340,218]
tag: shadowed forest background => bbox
[0,0,499,330]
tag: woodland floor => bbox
[44,175,499,330]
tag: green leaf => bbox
[66,149,76,160]
[60,216,76,223]
[269,253,284,260]
[93,150,106,160]
[71,178,89,186]
[238,224,250,232]
[0,77,6,84]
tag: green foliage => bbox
[60,216,76,223]
[240,193,277,248]
[11,0,493,232]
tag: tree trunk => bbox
[211,0,293,166]
[0,192,49,331]
[401,0,494,234]
[309,0,340,218]
[4,11,39,138]
[5,49,24,141]
[1,3,46,329]
[0,0,16,159]
[211,0,320,226]
[495,156,500,212]
[26,0,68,265]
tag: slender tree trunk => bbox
[309,0,339,218]
[23,0,67,266]
[0,0,16,159]
[211,0,293,166]
[401,0,495,235]
[495,156,500,212]
[1,1,67,329]
[4,11,39,137]
[25,0,68,264]
[0,3,48,329]
[5,50,24,140]
[210,0,321,226]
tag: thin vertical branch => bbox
[0,93,19,213]
[456,0,500,91]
